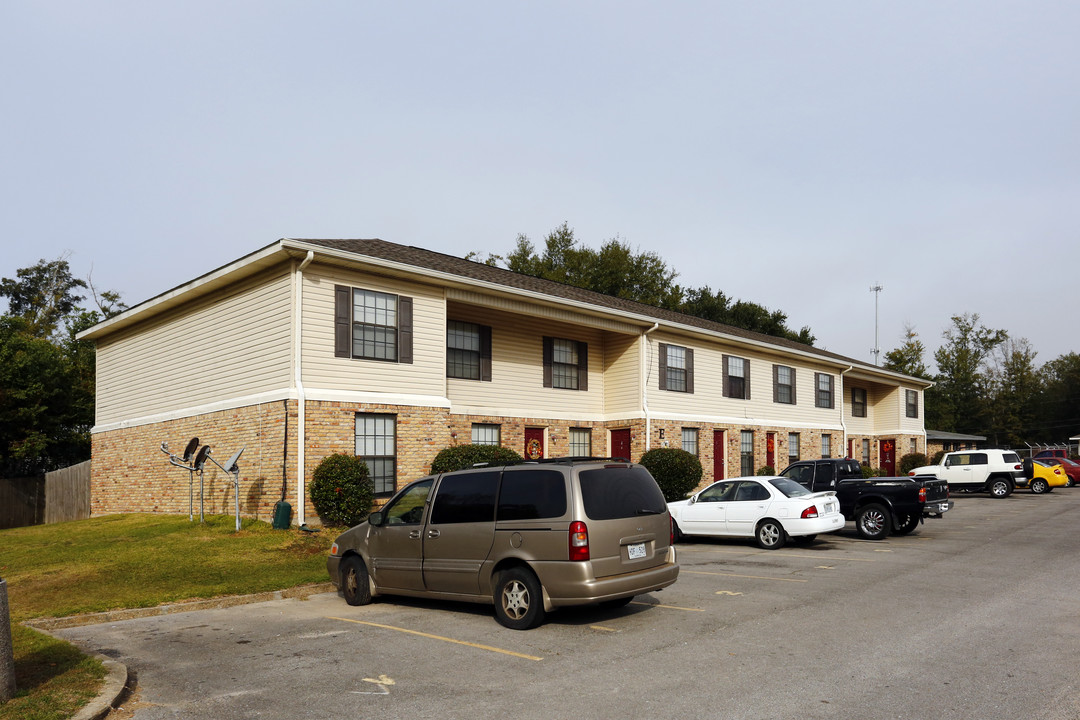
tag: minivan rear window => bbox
[579,466,666,520]
[498,469,567,520]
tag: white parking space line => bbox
[327,616,543,661]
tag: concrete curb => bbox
[25,582,337,719]
[24,583,337,631]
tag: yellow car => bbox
[1018,459,1069,494]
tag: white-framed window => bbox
[740,430,754,475]
[356,413,396,495]
[660,344,693,393]
[544,337,587,391]
[788,433,800,464]
[352,289,398,361]
[910,438,918,454]
[725,356,749,399]
[682,428,699,456]
[906,389,919,418]
[569,428,591,456]
[816,373,834,409]
[852,387,867,417]
[862,438,870,466]
[448,321,481,380]
[471,423,500,446]
[774,365,795,404]
[821,433,832,458]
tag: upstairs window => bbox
[543,337,588,391]
[724,355,750,399]
[659,343,694,393]
[906,389,919,418]
[774,365,796,404]
[335,285,412,363]
[852,387,867,417]
[447,321,492,381]
[815,373,834,409]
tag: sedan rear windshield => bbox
[769,477,811,498]
[579,466,666,520]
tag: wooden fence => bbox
[0,460,91,529]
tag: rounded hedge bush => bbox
[930,450,946,465]
[639,448,703,502]
[430,444,524,474]
[309,453,375,528]
[756,465,776,476]
[898,452,929,475]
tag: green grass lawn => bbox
[0,514,336,720]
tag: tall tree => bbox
[495,223,814,345]
[1036,352,1080,443]
[985,338,1040,447]
[883,324,930,379]
[927,313,1008,434]
[0,258,125,476]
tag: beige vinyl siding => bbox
[845,384,875,434]
[301,265,447,398]
[899,387,924,434]
[874,387,901,432]
[445,303,606,418]
[603,333,640,416]
[94,269,293,425]
[647,335,844,427]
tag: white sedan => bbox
[668,476,844,549]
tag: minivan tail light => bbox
[801,506,819,519]
[670,515,675,545]
[569,521,590,561]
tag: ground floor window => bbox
[569,427,591,456]
[788,433,799,465]
[740,430,754,476]
[910,438,918,454]
[682,428,699,456]
[356,413,396,495]
[471,423,500,445]
[862,438,871,466]
[821,434,832,458]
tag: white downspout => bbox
[641,323,659,451]
[294,251,314,525]
[839,366,852,457]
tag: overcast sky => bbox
[4,2,1077,370]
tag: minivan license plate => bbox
[627,542,647,559]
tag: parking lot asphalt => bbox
[59,489,1080,720]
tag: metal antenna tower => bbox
[870,283,883,365]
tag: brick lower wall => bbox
[91,400,924,524]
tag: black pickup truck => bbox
[779,459,952,540]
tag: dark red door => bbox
[881,439,896,476]
[611,429,631,461]
[713,430,725,481]
[524,428,545,460]
[847,439,854,459]
[766,433,775,470]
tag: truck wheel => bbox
[855,504,891,540]
[988,478,1013,498]
[1031,478,1049,494]
[755,519,787,549]
[892,513,921,535]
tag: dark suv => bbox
[327,458,679,629]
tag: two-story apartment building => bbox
[78,238,930,525]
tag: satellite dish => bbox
[222,447,244,474]
[193,445,210,471]
[182,437,200,463]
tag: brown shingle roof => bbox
[291,238,878,371]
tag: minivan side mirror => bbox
[368,510,384,527]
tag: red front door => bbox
[713,430,725,481]
[766,432,775,470]
[847,439,854,459]
[524,428,545,460]
[881,438,896,476]
[611,429,631,461]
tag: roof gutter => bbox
[839,365,853,456]
[294,251,314,526]
[642,323,659,451]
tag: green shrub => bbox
[898,452,928,475]
[639,448,703,502]
[430,444,524,474]
[930,450,946,465]
[861,465,887,479]
[756,465,775,476]
[309,454,374,528]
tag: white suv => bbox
[909,449,1024,498]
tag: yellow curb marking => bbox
[590,625,619,632]
[715,591,744,596]
[328,617,542,661]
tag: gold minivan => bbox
[327,459,679,629]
